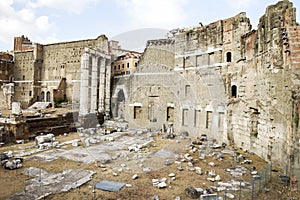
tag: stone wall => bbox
[223,0,300,175]
[13,35,112,114]
[111,0,300,178]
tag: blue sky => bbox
[0,0,300,51]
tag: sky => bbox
[0,0,300,52]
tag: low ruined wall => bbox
[0,112,78,144]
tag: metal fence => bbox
[220,163,272,200]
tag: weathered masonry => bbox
[13,35,112,117]
[8,0,300,183]
[111,0,300,179]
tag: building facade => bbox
[111,52,141,76]
[6,0,300,180]
[0,53,14,110]
[12,35,112,116]
[110,0,300,178]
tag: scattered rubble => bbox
[153,178,168,189]
[226,165,250,178]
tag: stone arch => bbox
[231,85,237,98]
[116,89,125,118]
[112,85,128,99]
[46,91,51,102]
[41,91,45,102]
[226,52,232,62]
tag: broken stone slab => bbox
[12,168,95,199]
[169,173,176,177]
[22,167,50,178]
[152,149,177,159]
[62,170,95,192]
[221,149,235,156]
[95,180,125,192]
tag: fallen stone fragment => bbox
[152,195,159,200]
[3,158,23,170]
[95,180,125,192]
[164,160,171,166]
[142,167,151,172]
[177,166,184,171]
[185,186,201,199]
[225,193,235,199]
[207,177,215,182]
[169,173,176,177]
[208,170,216,177]
[208,162,215,167]
[195,167,203,175]
[212,144,222,149]
[132,174,138,180]
[157,182,167,189]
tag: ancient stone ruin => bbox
[0,0,300,189]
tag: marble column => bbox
[79,52,90,115]
[105,59,111,115]
[90,56,98,113]
[98,58,106,113]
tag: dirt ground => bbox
[0,132,299,200]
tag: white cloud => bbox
[30,0,102,14]
[226,0,258,9]
[0,0,56,50]
[116,0,187,29]
[35,16,51,32]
